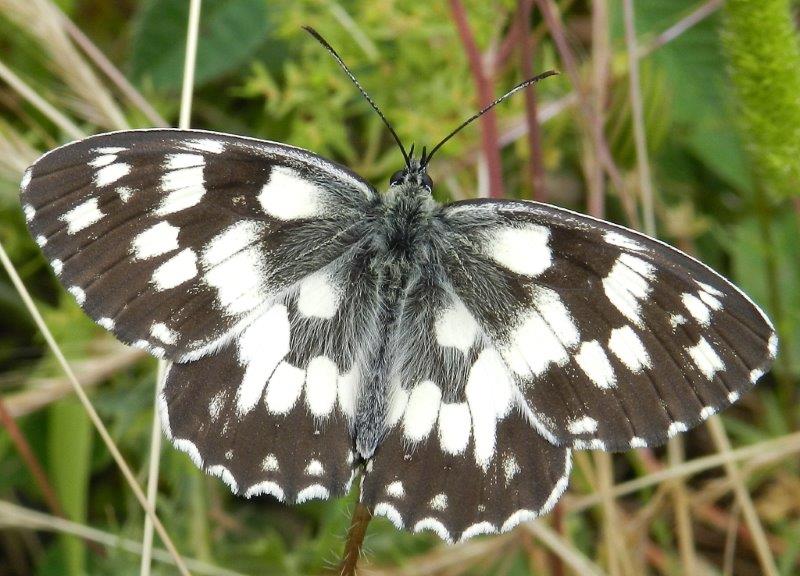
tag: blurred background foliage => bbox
[0,0,798,575]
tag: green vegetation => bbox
[0,1,798,574]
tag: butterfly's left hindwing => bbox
[21,129,376,361]
[437,199,777,451]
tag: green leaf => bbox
[130,0,272,91]
[48,398,93,576]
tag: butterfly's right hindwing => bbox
[21,129,376,361]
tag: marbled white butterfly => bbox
[20,29,776,544]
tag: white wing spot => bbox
[265,361,305,415]
[373,502,404,529]
[682,293,711,326]
[602,254,655,326]
[151,248,197,291]
[88,154,117,168]
[768,333,778,358]
[386,385,408,428]
[502,455,520,484]
[156,165,205,215]
[235,305,290,415]
[305,460,324,476]
[750,368,765,383]
[117,186,134,202]
[488,225,551,277]
[402,380,442,442]
[629,437,647,448]
[604,231,644,251]
[727,391,740,403]
[669,314,687,328]
[466,348,514,468]
[413,518,452,543]
[61,197,104,234]
[430,493,448,511]
[437,402,471,455]
[22,204,34,222]
[305,356,338,417]
[386,481,405,498]
[67,286,86,305]
[296,484,329,503]
[36,235,47,247]
[696,281,723,297]
[94,162,130,187]
[165,153,204,170]
[185,138,225,154]
[534,287,580,347]
[174,439,203,468]
[208,465,238,492]
[244,481,284,501]
[567,415,598,434]
[297,270,341,319]
[461,522,496,541]
[337,364,360,419]
[434,296,479,353]
[150,322,178,345]
[262,454,279,472]
[95,146,126,154]
[259,166,322,220]
[208,391,225,421]
[608,325,651,373]
[667,421,688,438]
[700,406,716,420]
[687,337,725,380]
[132,221,180,260]
[505,311,569,377]
[51,259,63,275]
[698,290,723,310]
[575,340,616,389]
[21,169,32,191]
[97,317,114,330]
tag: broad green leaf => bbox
[130,0,272,91]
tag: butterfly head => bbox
[389,145,434,191]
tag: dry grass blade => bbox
[0,0,128,130]
[0,242,192,576]
[569,430,800,512]
[521,520,605,576]
[0,117,39,178]
[0,500,246,576]
[0,59,84,139]
[706,417,778,575]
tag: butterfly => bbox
[20,29,776,544]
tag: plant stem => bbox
[448,0,505,199]
[337,501,372,576]
[518,0,547,202]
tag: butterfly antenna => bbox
[303,26,410,168]
[422,70,559,166]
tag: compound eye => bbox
[422,173,433,190]
[390,169,406,186]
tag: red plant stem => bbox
[0,397,65,517]
[532,0,637,226]
[448,0,505,199]
[518,0,548,202]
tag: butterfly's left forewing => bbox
[21,129,376,361]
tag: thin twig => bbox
[448,0,505,198]
[0,243,191,576]
[517,0,547,201]
[667,438,698,575]
[58,10,168,128]
[0,59,85,139]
